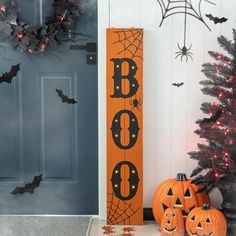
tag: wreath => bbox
[0,0,80,54]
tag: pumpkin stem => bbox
[176,173,187,181]
[202,204,211,210]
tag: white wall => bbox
[98,0,236,219]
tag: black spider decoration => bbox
[129,97,142,111]
[175,43,193,62]
[174,0,194,62]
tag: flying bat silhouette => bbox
[0,64,20,84]
[56,89,78,104]
[172,82,184,87]
[10,174,43,195]
[205,14,228,24]
[201,110,222,124]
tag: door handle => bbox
[70,43,97,52]
[70,43,97,65]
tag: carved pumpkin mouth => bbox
[162,203,195,218]
[190,229,213,236]
[164,227,176,233]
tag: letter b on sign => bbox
[111,58,139,98]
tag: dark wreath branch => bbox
[0,0,82,54]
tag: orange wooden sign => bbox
[106,28,143,225]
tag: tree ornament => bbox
[200,109,222,124]
[186,204,227,236]
[152,173,210,225]
[160,207,184,236]
[0,0,81,54]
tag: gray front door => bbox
[0,0,98,214]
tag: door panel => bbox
[41,75,77,181]
[0,0,98,214]
[0,78,22,181]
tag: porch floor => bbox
[89,218,161,236]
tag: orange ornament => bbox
[186,204,227,236]
[152,173,210,225]
[160,207,184,236]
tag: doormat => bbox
[0,216,91,236]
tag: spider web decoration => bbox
[113,29,143,61]
[107,192,141,225]
[157,0,215,30]
[156,0,215,61]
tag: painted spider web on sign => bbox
[107,192,140,225]
[113,29,143,61]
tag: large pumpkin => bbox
[160,207,184,236]
[186,204,227,236]
[152,173,210,224]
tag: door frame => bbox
[98,0,109,220]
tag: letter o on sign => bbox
[111,161,140,201]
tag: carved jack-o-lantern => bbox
[152,173,210,224]
[186,204,227,236]
[160,207,184,236]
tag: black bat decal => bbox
[172,82,184,87]
[11,174,43,195]
[205,14,228,24]
[56,89,78,104]
[201,110,222,124]
[0,63,20,84]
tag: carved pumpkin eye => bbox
[206,217,211,224]
[172,213,176,218]
[190,215,195,221]
[184,189,191,197]
[166,188,173,197]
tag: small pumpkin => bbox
[186,204,227,236]
[160,207,184,236]
[152,173,210,224]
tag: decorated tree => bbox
[189,28,236,193]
